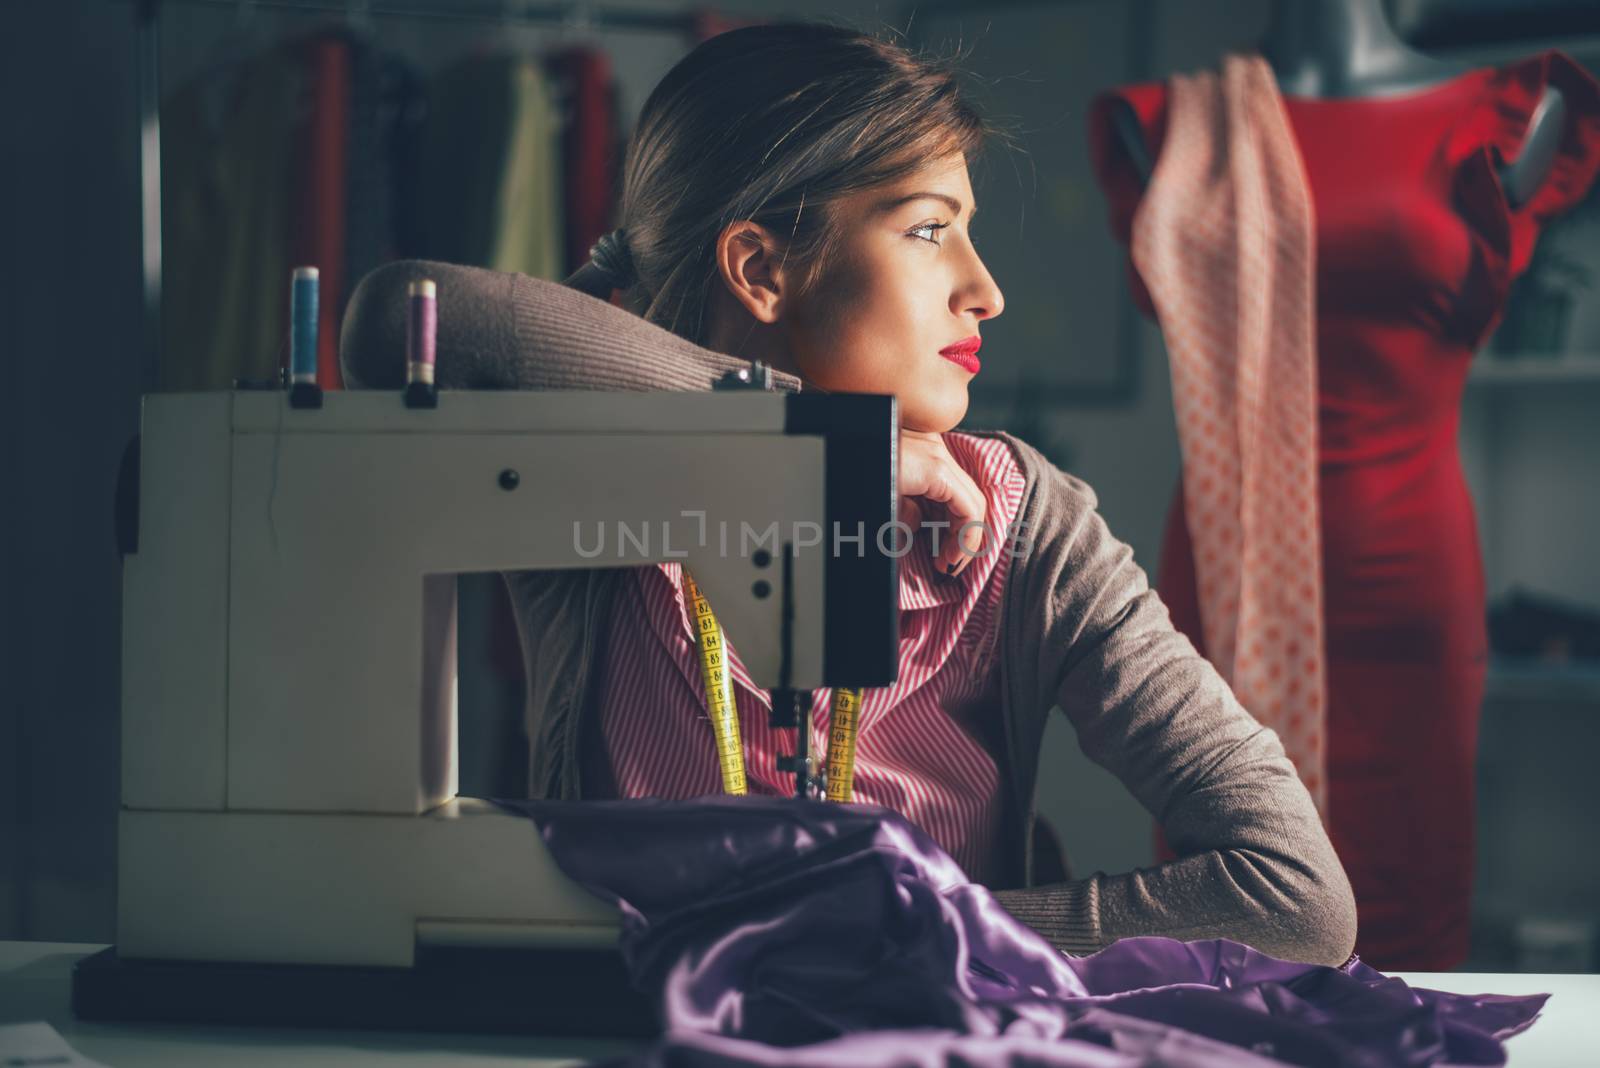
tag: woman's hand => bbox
[898,429,988,578]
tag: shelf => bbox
[1484,658,1600,704]
[1427,34,1600,65]
[1467,355,1600,385]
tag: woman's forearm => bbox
[1005,461,1356,965]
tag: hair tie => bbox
[589,229,637,289]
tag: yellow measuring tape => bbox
[683,569,747,795]
[823,687,863,802]
[683,568,864,802]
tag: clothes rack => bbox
[133,0,709,390]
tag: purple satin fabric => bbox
[502,796,1545,1067]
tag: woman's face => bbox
[781,154,1005,433]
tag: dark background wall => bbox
[2,0,146,942]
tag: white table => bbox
[3,942,1596,1066]
[1390,970,1599,1067]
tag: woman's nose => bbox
[954,249,1004,321]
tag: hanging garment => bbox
[410,56,520,267]
[162,31,390,391]
[409,54,566,279]
[587,434,1026,886]
[690,10,763,44]
[1089,51,1600,970]
[344,38,424,313]
[409,54,562,281]
[503,796,1546,1068]
[289,33,352,390]
[160,45,301,390]
[490,58,564,280]
[549,47,620,274]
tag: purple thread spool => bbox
[406,279,437,385]
[404,279,438,408]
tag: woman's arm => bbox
[339,260,803,393]
[992,458,1357,966]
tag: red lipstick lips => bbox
[939,335,982,374]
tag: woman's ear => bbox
[714,221,787,324]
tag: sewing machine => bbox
[74,383,898,1033]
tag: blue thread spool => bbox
[290,266,319,386]
[288,266,323,408]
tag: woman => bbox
[344,21,1357,966]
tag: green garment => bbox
[160,47,300,391]
[413,55,563,282]
[491,58,563,281]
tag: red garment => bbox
[690,8,763,43]
[549,48,620,274]
[289,34,351,390]
[1089,51,1600,971]
[585,433,1026,884]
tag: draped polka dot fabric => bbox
[593,432,1027,882]
[1128,55,1327,815]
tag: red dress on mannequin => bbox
[1089,51,1600,970]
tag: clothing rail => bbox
[153,0,702,32]
[132,0,709,390]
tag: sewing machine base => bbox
[71,943,657,1037]
[117,802,624,965]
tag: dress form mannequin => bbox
[1109,0,1568,206]
[1087,0,1600,971]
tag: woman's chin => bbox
[901,388,969,434]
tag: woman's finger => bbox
[898,431,988,577]
[898,494,923,531]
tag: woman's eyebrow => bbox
[873,192,977,222]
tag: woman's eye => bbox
[908,222,949,245]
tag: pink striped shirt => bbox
[590,432,1027,883]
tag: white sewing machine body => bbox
[115,388,898,970]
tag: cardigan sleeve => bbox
[991,458,1357,966]
[339,259,803,394]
